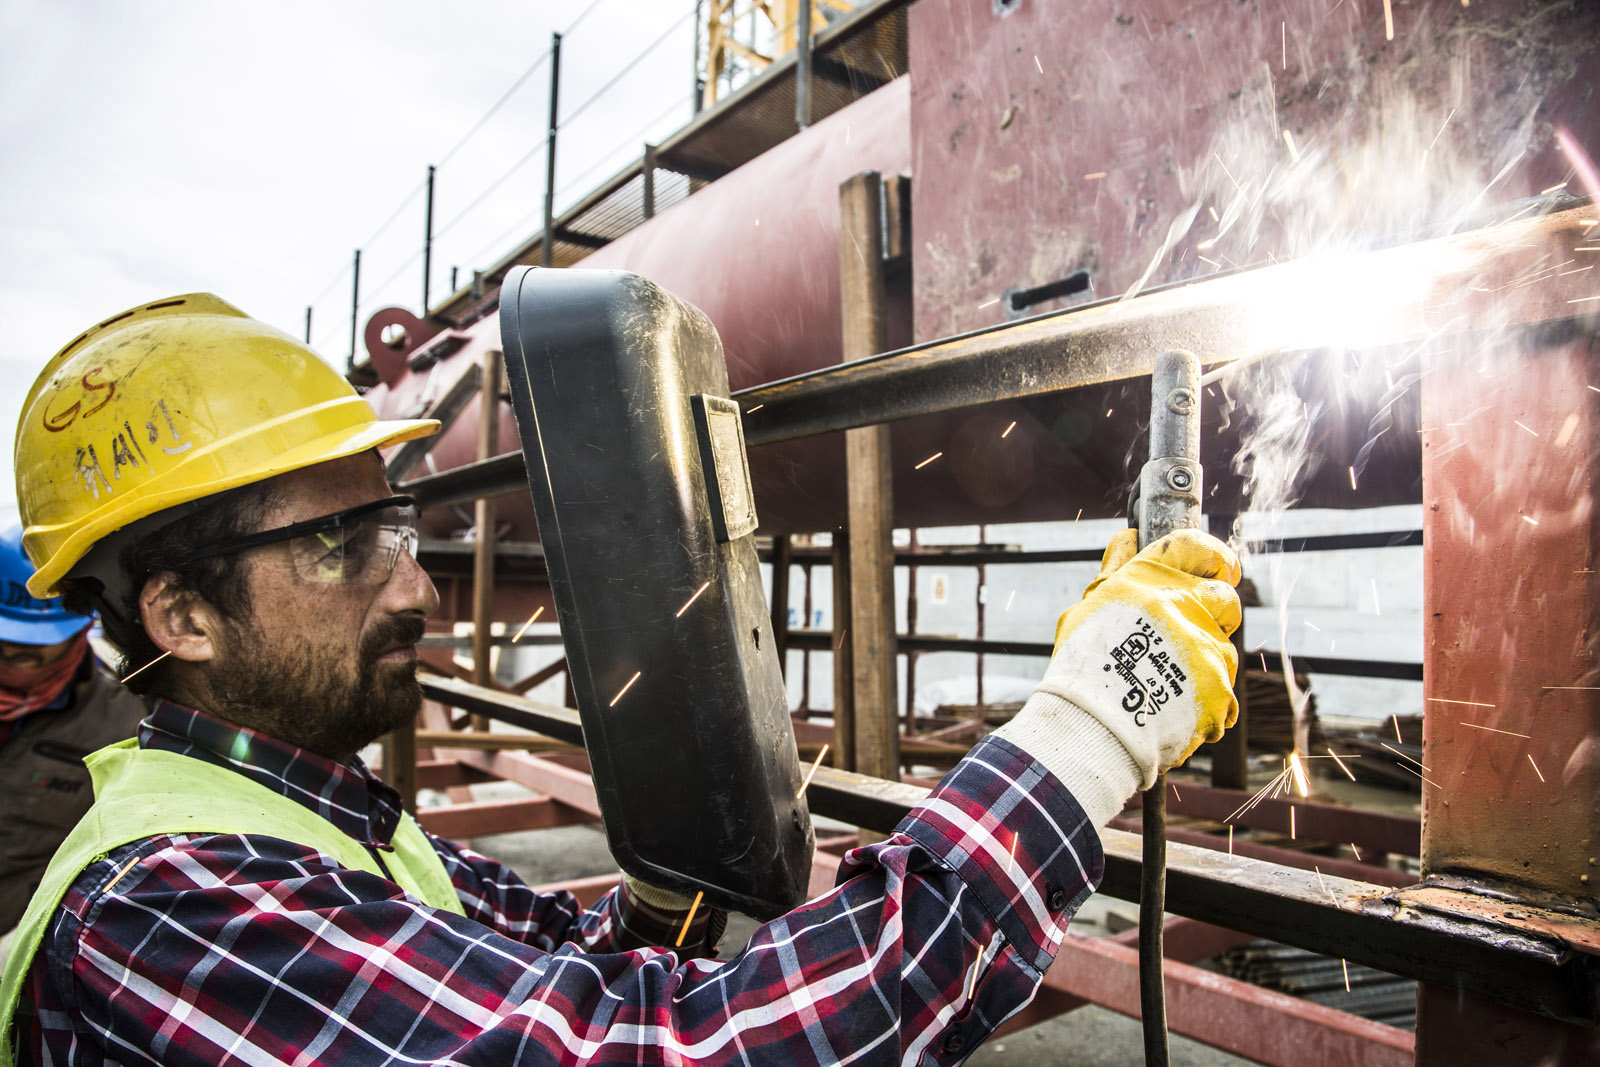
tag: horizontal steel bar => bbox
[419,672,1599,1026]
[783,628,1424,680]
[735,202,1597,445]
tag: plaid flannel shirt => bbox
[20,701,1103,1065]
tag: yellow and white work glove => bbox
[994,529,1242,827]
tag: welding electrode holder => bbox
[1132,348,1203,1067]
[498,267,815,920]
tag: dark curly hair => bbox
[58,481,281,696]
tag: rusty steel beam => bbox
[416,796,593,840]
[1126,783,1420,858]
[737,201,1598,445]
[840,171,899,786]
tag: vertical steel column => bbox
[795,0,812,130]
[839,171,899,787]
[691,0,705,115]
[832,535,855,770]
[975,524,987,724]
[1208,512,1249,790]
[470,348,503,728]
[771,534,792,668]
[905,528,919,735]
[1415,339,1600,1063]
[422,164,436,313]
[348,249,362,373]
[801,560,814,714]
[642,143,657,219]
[304,306,312,345]
[541,32,562,269]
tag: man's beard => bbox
[209,614,427,761]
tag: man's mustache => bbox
[361,615,428,663]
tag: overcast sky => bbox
[0,0,702,524]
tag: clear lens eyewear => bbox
[189,496,419,587]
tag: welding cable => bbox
[1140,776,1170,1067]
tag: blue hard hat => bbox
[0,524,92,646]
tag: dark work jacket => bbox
[0,661,146,930]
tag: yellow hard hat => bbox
[15,293,439,597]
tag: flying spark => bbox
[1034,54,1043,74]
[1570,295,1600,303]
[1105,408,1113,417]
[1371,578,1381,616]
[1428,108,1457,152]
[1208,205,1220,222]
[609,671,642,707]
[796,743,830,800]
[1428,697,1495,707]
[1304,620,1321,632]
[1005,589,1016,611]
[1074,508,1083,522]
[1527,754,1546,782]
[978,297,1000,309]
[1314,865,1330,899]
[1228,825,1234,855]
[746,404,764,413]
[1290,806,1296,839]
[120,649,173,685]
[1280,21,1286,70]
[1514,421,1540,437]
[1001,420,1016,438]
[511,606,546,643]
[1522,515,1540,527]
[1349,842,1362,861]
[1282,129,1300,162]
[966,958,981,1001]
[1083,171,1107,181]
[1382,0,1394,39]
[1543,685,1600,690]
[836,627,848,650]
[1171,781,1181,802]
[1393,718,1403,744]
[676,581,712,617]
[1327,747,1357,782]
[1198,254,1223,269]
[1381,742,1430,772]
[1007,833,1019,873]
[1342,959,1351,993]
[1402,765,1443,789]
[1348,466,1358,490]
[915,452,944,470]
[675,890,704,948]
[1461,722,1531,738]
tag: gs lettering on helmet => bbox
[41,367,116,432]
[72,398,194,500]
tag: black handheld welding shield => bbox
[499,267,814,919]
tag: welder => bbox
[0,527,144,961]
[0,294,1240,1066]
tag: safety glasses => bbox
[189,496,420,586]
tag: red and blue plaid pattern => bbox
[19,704,1102,1065]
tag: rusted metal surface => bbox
[840,171,900,784]
[1418,331,1600,1054]
[1421,338,1600,901]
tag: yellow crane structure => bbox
[699,0,859,109]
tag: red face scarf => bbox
[0,631,90,720]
